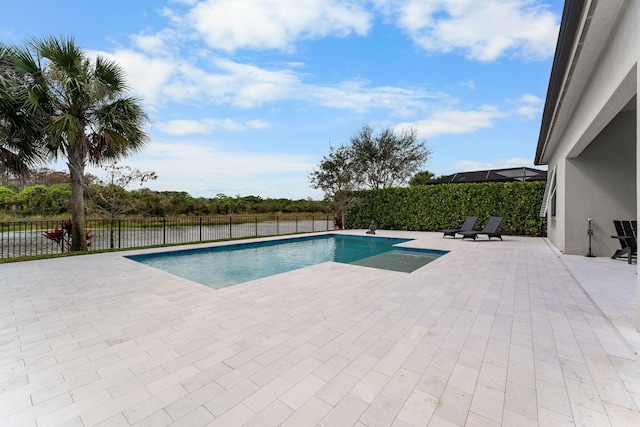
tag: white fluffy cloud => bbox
[124,141,317,197]
[382,0,559,61]
[98,43,539,143]
[101,49,297,107]
[245,119,271,129]
[90,49,175,105]
[106,1,559,117]
[91,0,556,148]
[395,105,507,138]
[511,93,544,118]
[154,118,271,135]
[204,59,302,107]
[102,48,439,115]
[185,0,372,51]
[308,81,440,116]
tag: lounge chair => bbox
[611,220,637,264]
[459,216,503,240]
[439,216,478,238]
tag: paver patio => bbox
[1,231,639,426]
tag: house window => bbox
[540,165,556,218]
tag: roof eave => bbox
[535,0,588,165]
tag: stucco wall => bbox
[542,0,638,256]
[546,159,565,251]
[564,2,638,158]
[564,111,636,256]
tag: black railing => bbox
[0,215,333,259]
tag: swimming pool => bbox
[127,234,447,288]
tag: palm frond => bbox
[2,35,150,173]
[94,55,128,94]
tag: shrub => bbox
[344,181,546,237]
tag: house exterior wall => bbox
[563,3,637,160]
[542,0,638,257]
[564,111,636,256]
[547,155,565,251]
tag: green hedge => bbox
[344,181,547,237]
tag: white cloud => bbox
[92,49,175,105]
[100,48,438,115]
[453,158,540,171]
[130,29,179,55]
[100,49,299,107]
[384,0,559,61]
[460,79,475,90]
[206,59,302,107]
[94,2,558,119]
[395,105,506,138]
[125,141,318,198]
[185,0,372,51]
[511,93,544,118]
[155,119,242,134]
[309,81,439,116]
[393,92,543,139]
[246,120,271,129]
[155,118,271,135]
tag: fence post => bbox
[163,218,167,245]
[118,220,121,248]
[229,216,232,239]
[199,217,203,241]
[255,216,258,236]
[312,215,315,232]
[277,217,279,235]
[295,216,298,233]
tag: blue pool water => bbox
[127,234,446,288]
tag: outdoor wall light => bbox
[586,218,595,257]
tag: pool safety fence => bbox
[0,215,333,259]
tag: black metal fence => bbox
[0,215,334,259]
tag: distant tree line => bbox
[0,168,331,219]
[0,187,331,220]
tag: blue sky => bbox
[1,0,562,200]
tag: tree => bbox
[88,163,157,218]
[409,170,436,186]
[0,37,149,251]
[349,124,430,190]
[310,125,430,195]
[309,125,430,228]
[0,43,45,175]
[309,144,355,199]
[86,163,157,248]
[309,144,357,229]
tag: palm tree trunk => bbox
[68,154,88,252]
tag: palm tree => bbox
[1,36,149,251]
[409,170,436,186]
[0,43,46,174]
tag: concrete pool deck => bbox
[1,230,639,426]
